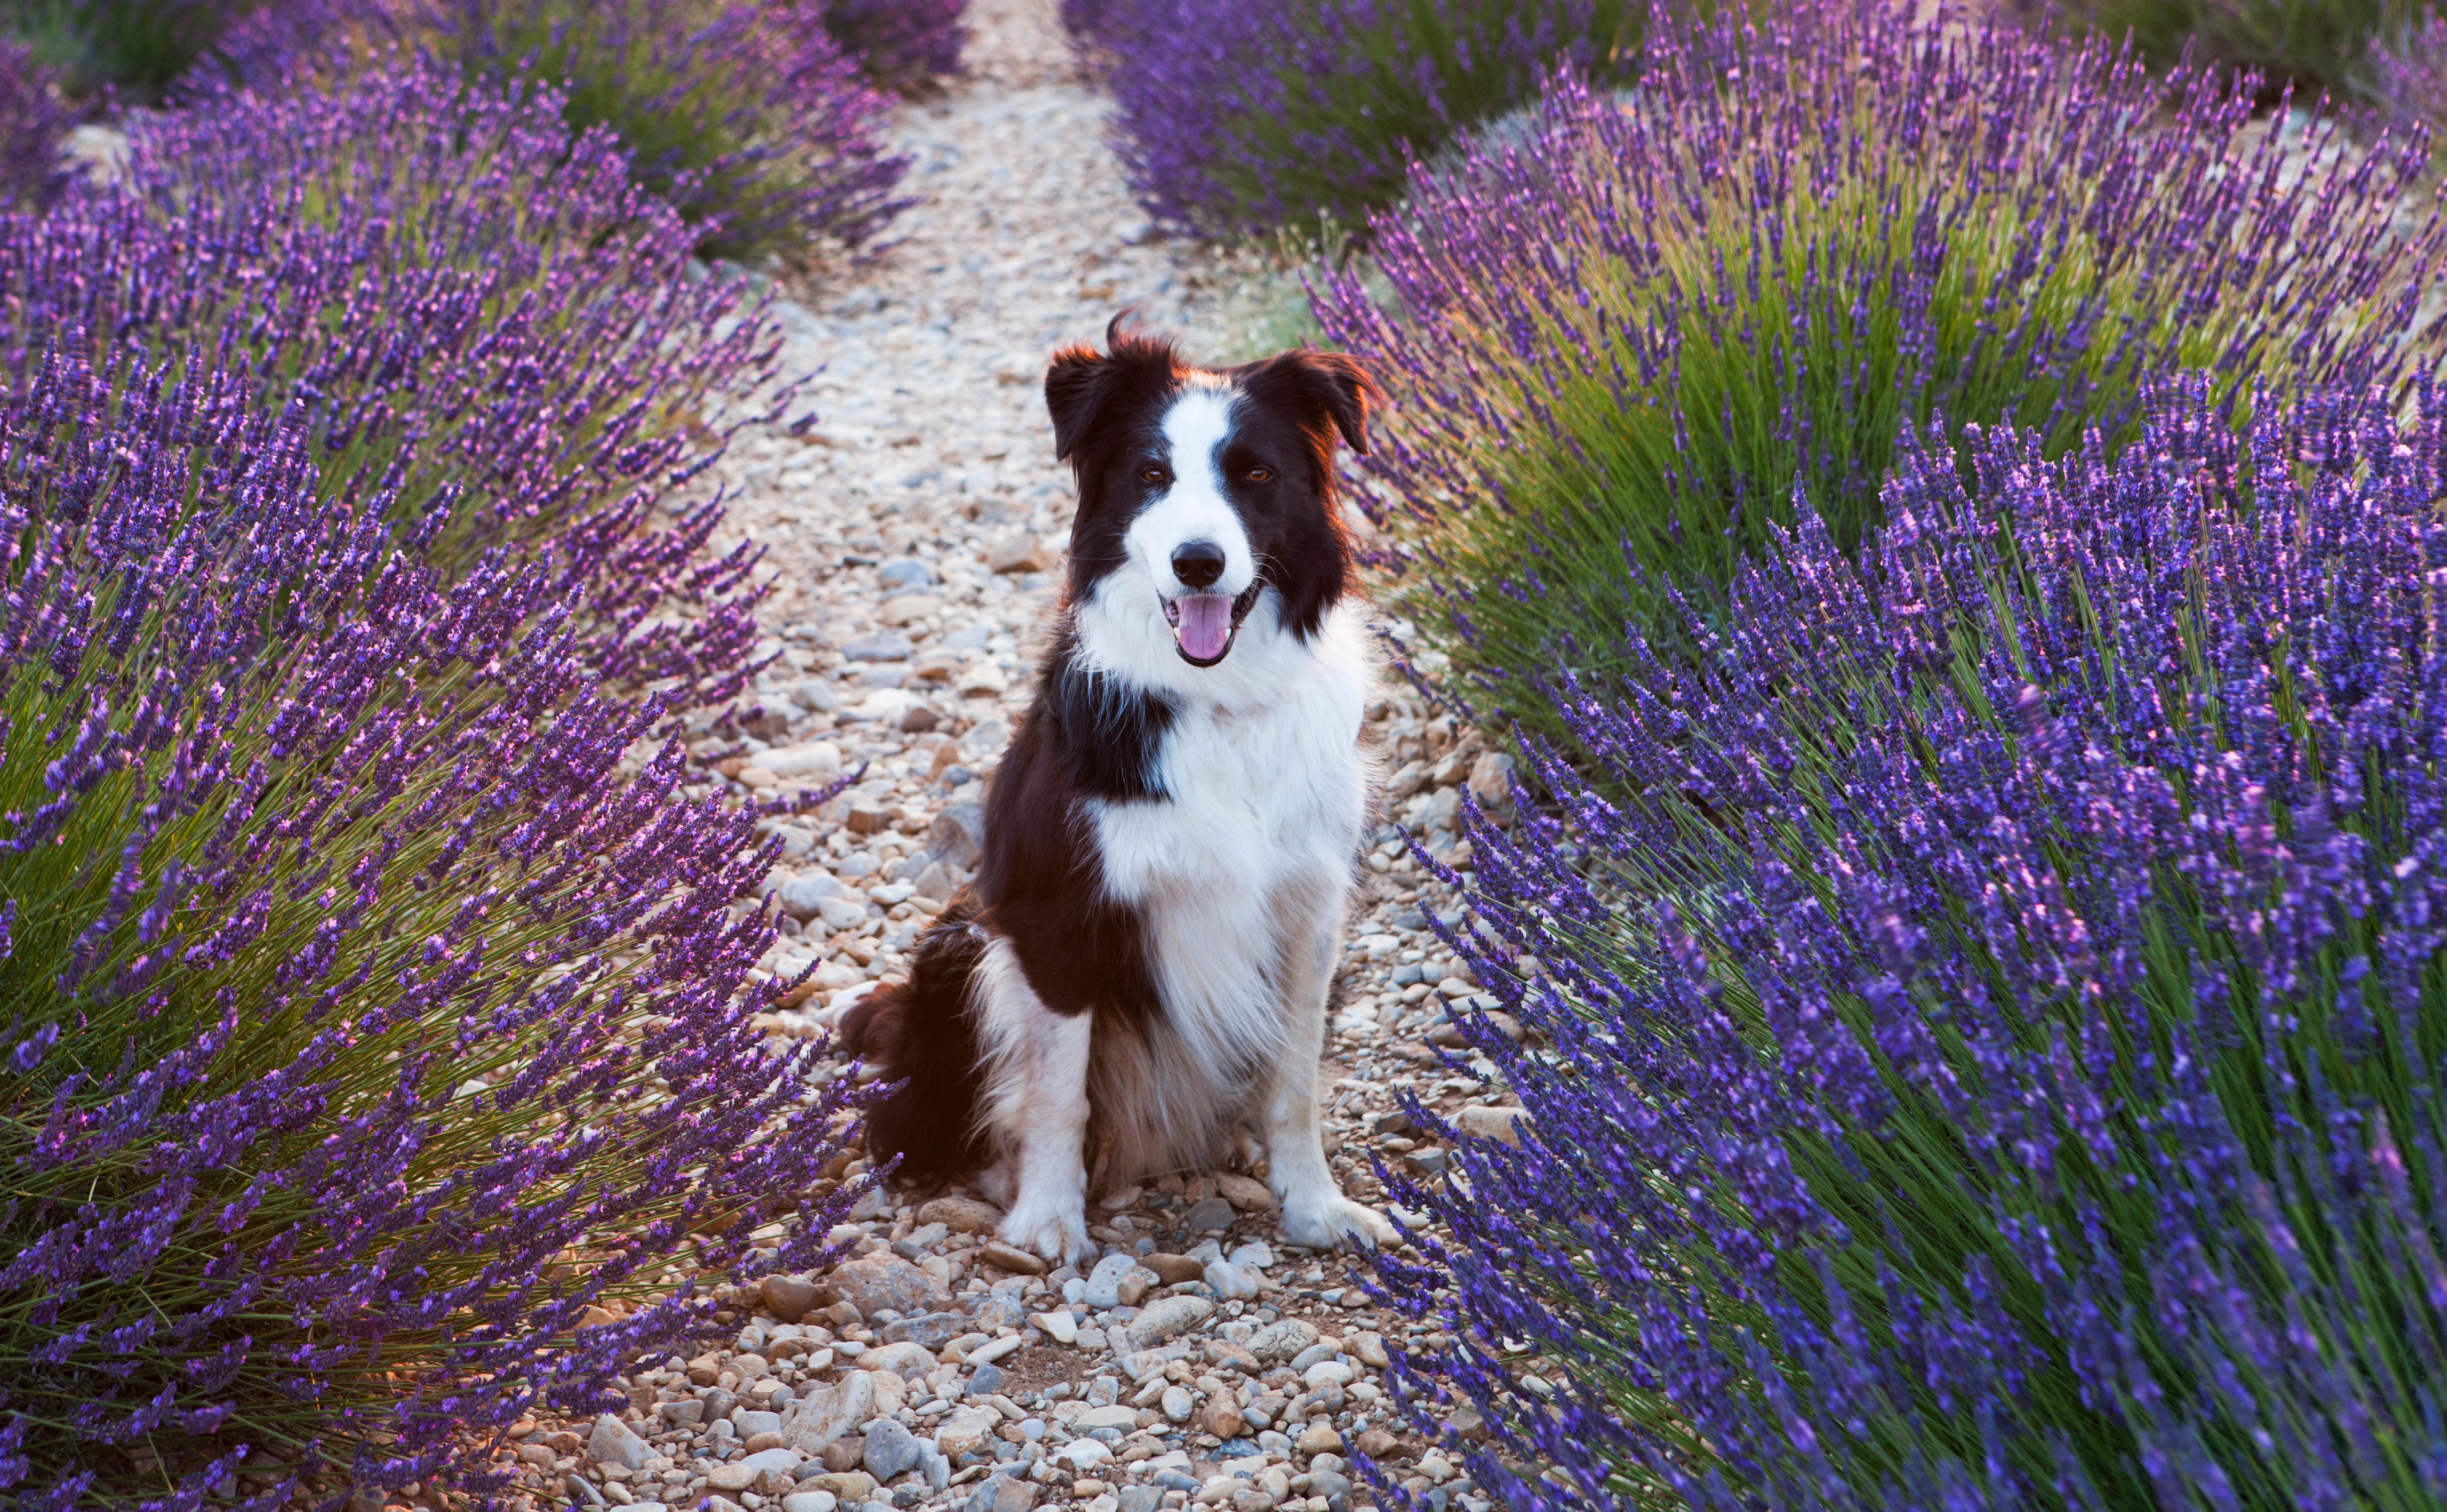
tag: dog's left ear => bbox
[1247,348,1380,457]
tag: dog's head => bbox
[1045,315,1376,669]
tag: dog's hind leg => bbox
[973,937,1097,1265]
[1264,893,1397,1250]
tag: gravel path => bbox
[487,7,1523,1512]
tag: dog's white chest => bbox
[1089,668,1364,907]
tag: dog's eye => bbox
[1139,467,1168,485]
[1245,467,1273,483]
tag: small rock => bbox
[658,1398,706,1429]
[1117,1487,1164,1512]
[1197,1396,1247,1439]
[881,1311,971,1349]
[1214,1174,1274,1211]
[1057,1438,1114,1471]
[780,1372,878,1454]
[879,558,937,589]
[1225,1240,1273,1270]
[987,531,1054,574]
[1082,1252,1140,1310]
[880,594,945,627]
[1349,1332,1389,1369]
[587,1414,647,1470]
[979,1240,1049,1274]
[1031,1309,1079,1344]
[989,1477,1040,1512]
[967,1361,1006,1397]
[708,1450,802,1492]
[808,1472,877,1502]
[1183,1197,1235,1232]
[863,1340,938,1377]
[845,632,916,663]
[764,742,846,781]
[1124,1295,1214,1349]
[919,1195,1003,1234]
[930,801,987,869]
[784,1494,840,1512]
[1289,1343,1340,1373]
[1244,1319,1321,1362]
[1303,1360,1354,1390]
[1354,1428,1405,1461]
[762,1273,823,1323]
[1296,1423,1343,1456]
[1453,1105,1532,1145]
[935,1404,1002,1459]
[864,1419,923,1482]
[1142,1252,1204,1286]
[829,1254,949,1319]
[1203,1260,1261,1302]
[1466,750,1515,811]
[1160,1386,1194,1423]
[1305,1469,1352,1501]
[1115,1267,1159,1306]
[955,662,1010,697]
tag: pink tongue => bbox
[1175,593,1235,661]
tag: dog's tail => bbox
[841,891,994,1187]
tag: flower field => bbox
[6,0,2447,1510]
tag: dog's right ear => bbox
[1046,313,1179,462]
[1046,344,1122,464]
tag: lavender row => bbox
[0,58,863,1510]
[1371,378,2447,1509]
[1074,0,1640,241]
[1313,0,2444,750]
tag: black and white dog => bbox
[839,318,1396,1262]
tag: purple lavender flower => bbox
[1373,378,2447,1508]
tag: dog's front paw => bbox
[999,1200,1092,1265]
[1280,1193,1399,1251]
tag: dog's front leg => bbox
[974,939,1096,1265]
[1266,908,1397,1251]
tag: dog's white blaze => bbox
[970,935,1096,1264]
[1125,385,1255,600]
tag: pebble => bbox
[1030,1309,1079,1344]
[864,1418,923,1482]
[1124,1295,1214,1349]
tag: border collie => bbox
[839,318,1396,1263]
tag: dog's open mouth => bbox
[1162,584,1262,667]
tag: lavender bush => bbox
[0,37,66,206]
[0,52,870,1506]
[1080,0,1643,242]
[0,338,866,1507]
[0,0,361,98]
[822,0,966,93]
[2047,0,2435,100]
[4,57,778,703]
[430,0,910,261]
[1375,380,2447,1509]
[1316,1,2444,749]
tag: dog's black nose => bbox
[1171,541,1227,590]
